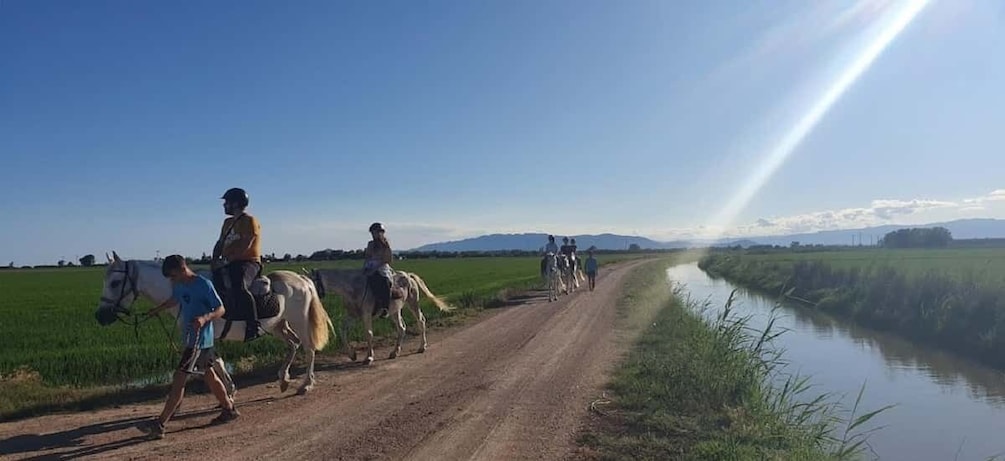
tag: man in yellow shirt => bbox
[211,188,264,342]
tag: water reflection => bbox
[668,263,1005,461]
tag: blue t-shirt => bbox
[173,275,223,349]
[585,257,598,273]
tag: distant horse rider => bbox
[211,188,263,342]
[541,235,560,277]
[364,222,395,318]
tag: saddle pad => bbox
[256,293,283,319]
[221,292,283,320]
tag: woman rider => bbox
[364,222,394,318]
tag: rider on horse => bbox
[364,222,395,318]
[560,237,578,271]
[541,235,560,277]
[211,187,264,342]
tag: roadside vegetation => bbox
[580,259,886,460]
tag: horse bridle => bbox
[100,260,140,316]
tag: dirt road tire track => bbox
[0,260,651,460]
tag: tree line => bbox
[879,227,952,249]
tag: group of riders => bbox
[541,234,599,291]
[135,187,405,438]
[211,187,398,343]
[214,188,600,344]
[137,187,601,438]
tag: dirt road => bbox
[0,261,648,460]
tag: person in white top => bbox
[541,235,560,277]
[544,235,559,255]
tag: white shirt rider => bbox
[544,240,559,255]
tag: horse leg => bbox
[410,298,428,353]
[363,310,375,365]
[275,320,301,393]
[212,358,236,401]
[341,315,357,362]
[297,348,316,395]
[389,304,405,359]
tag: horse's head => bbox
[95,251,141,326]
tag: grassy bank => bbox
[0,254,636,421]
[580,260,879,460]
[699,251,1005,370]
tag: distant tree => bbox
[295,254,306,262]
[79,254,96,267]
[790,241,801,248]
[879,227,952,249]
[628,243,642,251]
[283,253,292,262]
[7,262,13,268]
[58,259,66,267]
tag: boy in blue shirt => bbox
[584,250,599,291]
[138,255,239,439]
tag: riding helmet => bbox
[369,222,386,233]
[221,188,249,207]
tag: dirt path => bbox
[0,261,648,460]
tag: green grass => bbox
[0,254,633,421]
[699,248,1005,370]
[580,260,883,460]
[733,247,1005,283]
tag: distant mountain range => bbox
[409,219,1005,251]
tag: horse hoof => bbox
[280,380,291,393]
[297,386,311,396]
[418,346,427,354]
[389,352,398,359]
[366,357,375,365]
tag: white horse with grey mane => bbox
[95,252,334,395]
[309,268,451,364]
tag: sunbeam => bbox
[708,0,932,241]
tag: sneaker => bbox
[137,419,165,439]
[211,407,241,425]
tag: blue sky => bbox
[2,0,1004,265]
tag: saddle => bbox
[366,273,406,317]
[220,275,283,321]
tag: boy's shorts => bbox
[177,347,217,374]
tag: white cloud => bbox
[717,193,1000,239]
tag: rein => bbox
[102,261,180,353]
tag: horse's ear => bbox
[106,252,113,263]
[112,251,122,263]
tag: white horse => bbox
[557,254,575,294]
[543,253,562,301]
[309,268,452,364]
[568,253,583,289]
[95,252,334,395]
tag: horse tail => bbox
[407,273,452,311]
[302,274,334,351]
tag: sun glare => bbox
[705,0,931,244]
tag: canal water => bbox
[668,263,1005,461]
